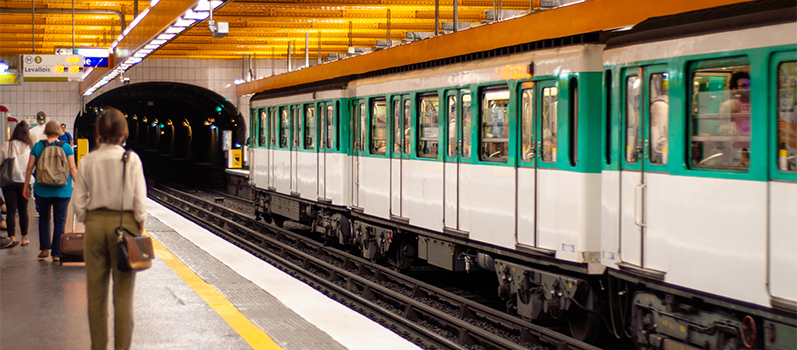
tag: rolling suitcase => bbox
[60,214,84,264]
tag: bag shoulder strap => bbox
[119,149,133,235]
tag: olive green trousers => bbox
[84,210,139,350]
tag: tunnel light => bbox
[183,9,207,20]
[210,125,217,130]
[124,8,150,36]
[133,52,148,58]
[126,57,143,64]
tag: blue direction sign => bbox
[84,57,109,68]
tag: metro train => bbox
[247,1,796,349]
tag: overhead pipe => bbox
[1,8,127,31]
[305,32,309,68]
[287,41,292,72]
[72,0,75,50]
[454,0,459,32]
[387,9,391,47]
[31,1,34,53]
[434,0,439,35]
[317,31,321,65]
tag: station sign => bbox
[22,54,85,82]
[0,73,22,85]
[55,47,110,68]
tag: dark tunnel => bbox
[75,82,246,189]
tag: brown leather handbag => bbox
[114,150,154,272]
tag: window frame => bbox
[370,98,388,155]
[568,77,579,167]
[417,92,440,159]
[772,51,797,181]
[519,82,535,165]
[304,103,315,150]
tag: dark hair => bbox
[10,121,32,147]
[730,71,750,89]
[96,107,129,145]
[60,123,66,128]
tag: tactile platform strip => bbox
[145,216,347,350]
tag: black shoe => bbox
[0,237,19,249]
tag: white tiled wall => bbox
[1,57,292,135]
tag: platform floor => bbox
[0,197,422,350]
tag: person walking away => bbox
[59,123,74,147]
[0,122,33,246]
[29,111,47,142]
[72,107,147,350]
[23,121,77,262]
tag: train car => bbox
[600,2,797,349]
[248,0,797,349]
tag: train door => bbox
[290,105,300,195]
[769,54,797,305]
[391,95,411,219]
[444,89,470,232]
[352,100,366,208]
[318,102,327,200]
[269,108,278,188]
[618,66,669,268]
[516,81,557,248]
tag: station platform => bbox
[0,197,422,350]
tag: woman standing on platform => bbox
[23,121,78,262]
[72,107,147,350]
[0,122,33,246]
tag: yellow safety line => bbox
[149,234,282,350]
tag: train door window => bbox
[649,73,669,165]
[418,93,439,158]
[359,102,367,152]
[447,93,458,158]
[305,104,315,150]
[480,87,509,162]
[403,99,412,155]
[689,63,751,170]
[326,104,335,150]
[625,75,641,163]
[604,70,612,165]
[259,109,268,147]
[293,106,300,148]
[462,90,472,159]
[520,85,534,162]
[371,99,387,155]
[320,104,327,150]
[271,109,278,147]
[569,78,578,166]
[777,61,797,172]
[541,86,558,163]
[280,107,289,148]
[393,99,402,156]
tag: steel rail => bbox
[149,185,603,350]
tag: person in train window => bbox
[649,74,669,165]
[22,121,78,262]
[72,107,147,350]
[720,71,751,116]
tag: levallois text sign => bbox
[22,54,84,81]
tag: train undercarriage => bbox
[254,188,796,350]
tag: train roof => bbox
[236,0,754,97]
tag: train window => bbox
[359,103,367,152]
[649,73,669,165]
[480,87,509,162]
[320,104,327,150]
[447,94,457,158]
[462,90,472,159]
[777,61,797,172]
[294,106,301,148]
[569,78,578,166]
[521,86,534,162]
[403,99,411,155]
[280,107,289,148]
[325,104,334,150]
[604,71,612,165]
[371,99,387,155]
[541,86,558,163]
[690,65,751,170]
[393,99,402,155]
[418,94,439,158]
[259,109,268,147]
[271,109,277,147]
[625,75,640,164]
[304,104,315,150]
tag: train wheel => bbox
[568,305,601,343]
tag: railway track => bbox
[149,185,605,350]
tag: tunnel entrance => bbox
[76,82,245,189]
